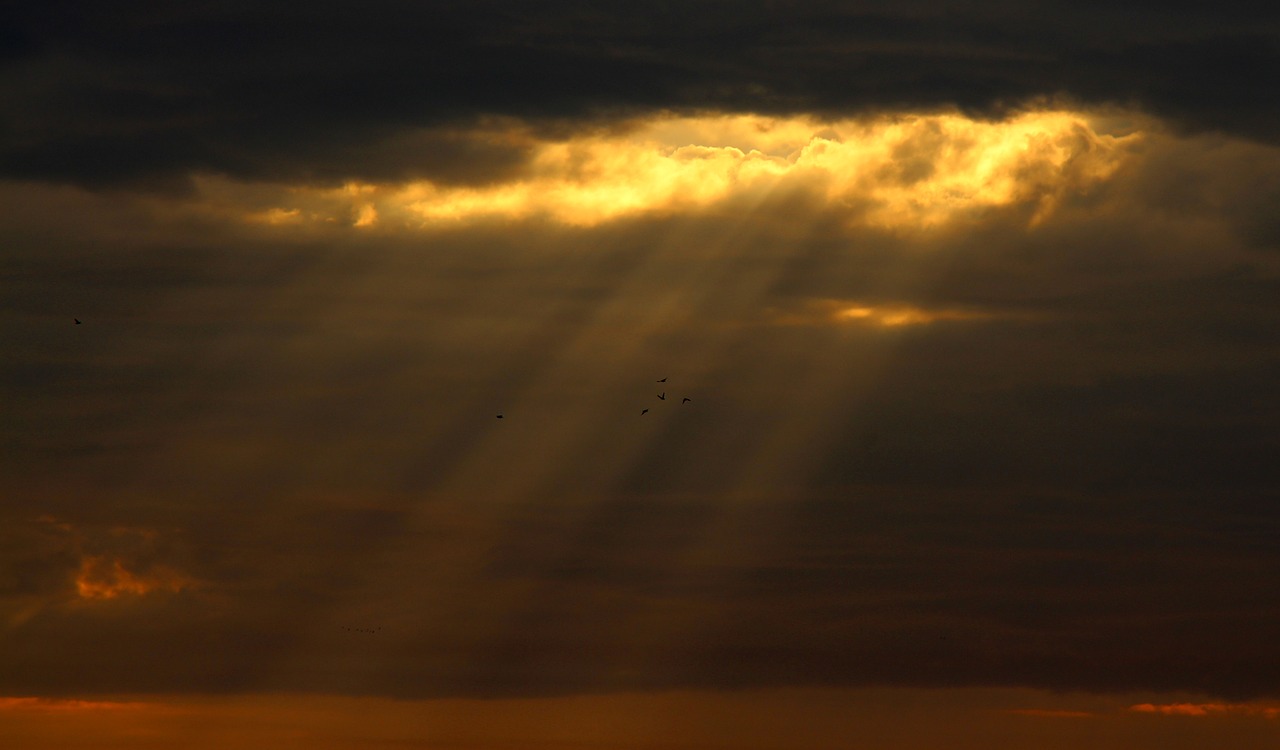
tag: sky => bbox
[3,2,1280,748]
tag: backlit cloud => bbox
[832,304,997,327]
[765,299,1006,328]
[74,555,193,600]
[2,517,197,607]
[229,110,1138,231]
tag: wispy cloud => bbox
[0,696,150,712]
[768,299,1008,328]
[1129,703,1280,719]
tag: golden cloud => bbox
[21,516,198,602]
[231,110,1141,231]
[834,305,995,327]
[769,299,1005,328]
[74,555,193,600]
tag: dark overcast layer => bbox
[3,1,1279,188]
[3,1,1280,725]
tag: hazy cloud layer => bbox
[3,105,1280,701]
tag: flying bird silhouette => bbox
[657,392,666,400]
[496,413,503,419]
[657,377,667,382]
[641,409,649,415]
[74,318,81,325]
[682,397,691,403]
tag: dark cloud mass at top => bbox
[2,0,1278,187]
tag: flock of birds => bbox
[644,376,693,415]
[496,377,691,420]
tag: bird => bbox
[657,377,667,382]
[496,413,504,419]
[682,397,691,404]
[74,318,81,325]
[657,392,666,400]
[641,409,649,415]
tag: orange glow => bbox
[352,203,378,227]
[74,556,192,600]
[3,689,1273,750]
[1129,702,1280,719]
[835,304,994,327]
[231,110,1140,231]
[246,207,303,225]
[0,697,149,712]
[771,299,1001,328]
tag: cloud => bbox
[1,2,1276,189]
[769,299,1006,328]
[73,555,193,600]
[1,516,198,627]
[147,110,1137,232]
[1,99,1280,702]
[0,697,149,712]
[395,110,1134,229]
[1130,703,1280,719]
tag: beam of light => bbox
[228,110,1140,232]
[10,104,1280,711]
[181,114,1107,682]
[2,109,1145,701]
[246,158,896,683]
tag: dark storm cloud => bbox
[0,519,78,601]
[2,1,1278,188]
